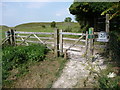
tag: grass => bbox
[3,51,67,88]
[2,44,49,87]
[2,43,67,88]
[1,25,10,38]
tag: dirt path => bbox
[52,43,106,88]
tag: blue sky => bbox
[1,1,76,27]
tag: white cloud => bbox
[2,0,73,2]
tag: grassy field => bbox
[1,22,80,38]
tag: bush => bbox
[98,75,120,89]
[41,25,46,28]
[51,21,56,28]
[2,44,49,82]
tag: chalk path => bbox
[52,43,106,88]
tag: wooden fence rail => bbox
[15,31,54,35]
[61,32,86,36]
[16,36,54,40]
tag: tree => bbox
[64,17,72,22]
[101,3,120,31]
[51,21,56,28]
[101,3,120,20]
[69,2,115,31]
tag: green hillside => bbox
[2,22,80,39]
[15,22,80,32]
[1,25,10,38]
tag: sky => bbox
[1,0,75,27]
[1,0,118,27]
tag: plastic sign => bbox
[88,27,94,39]
[97,31,109,42]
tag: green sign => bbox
[88,35,94,39]
[88,27,94,39]
[88,27,94,34]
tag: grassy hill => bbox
[1,25,10,38]
[14,22,80,32]
[2,22,80,38]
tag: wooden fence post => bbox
[54,28,59,57]
[88,27,94,60]
[105,14,110,53]
[59,29,63,56]
[106,14,109,33]
[11,29,16,46]
[7,30,11,45]
[85,31,88,58]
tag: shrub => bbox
[98,75,120,89]
[51,21,56,28]
[41,25,46,28]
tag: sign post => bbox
[88,27,94,60]
[88,27,94,39]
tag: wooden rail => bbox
[63,38,86,42]
[16,39,54,44]
[15,31,54,35]
[16,35,54,40]
[61,32,86,36]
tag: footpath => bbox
[52,43,106,88]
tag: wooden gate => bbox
[2,29,55,51]
[15,31,54,51]
[2,28,94,59]
[58,28,95,59]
